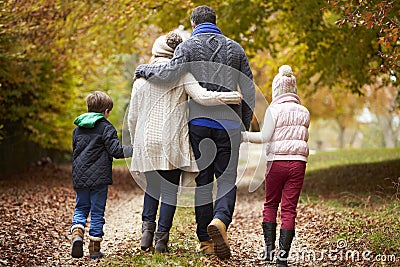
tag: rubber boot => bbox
[88,236,104,259]
[261,222,277,261]
[71,224,85,258]
[140,221,156,251]
[276,229,295,267]
[154,232,169,253]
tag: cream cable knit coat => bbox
[128,57,241,181]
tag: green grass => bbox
[326,202,400,259]
[306,147,400,172]
[303,147,400,205]
[303,148,400,266]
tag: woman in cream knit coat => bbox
[128,32,241,253]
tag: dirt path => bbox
[0,144,332,266]
[67,188,144,266]
[0,165,143,266]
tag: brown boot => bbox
[89,236,104,259]
[199,240,214,255]
[71,224,85,258]
[207,218,231,259]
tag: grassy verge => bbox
[332,202,399,254]
[303,148,400,205]
[302,147,400,266]
[306,147,400,172]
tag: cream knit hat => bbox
[151,32,183,60]
[272,65,297,99]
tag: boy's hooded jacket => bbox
[72,113,133,189]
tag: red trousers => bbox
[263,160,306,230]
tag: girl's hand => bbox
[241,131,249,143]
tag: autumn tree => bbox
[329,0,400,74]
[0,1,155,150]
[304,85,365,148]
[0,0,78,149]
[1,0,398,165]
[362,75,400,147]
[0,0,276,151]
[327,0,400,147]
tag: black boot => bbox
[276,229,295,267]
[261,222,277,261]
[140,221,156,250]
[154,232,169,253]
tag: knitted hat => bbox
[165,31,183,50]
[272,65,297,99]
[172,25,191,41]
[151,32,183,59]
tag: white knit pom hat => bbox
[272,65,297,99]
[151,35,175,59]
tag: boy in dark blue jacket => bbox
[70,91,133,259]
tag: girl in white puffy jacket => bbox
[242,65,310,267]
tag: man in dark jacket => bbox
[70,91,132,259]
[135,5,255,259]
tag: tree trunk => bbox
[378,115,396,148]
[337,123,346,149]
[348,125,360,147]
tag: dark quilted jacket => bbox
[72,113,133,189]
[135,32,255,131]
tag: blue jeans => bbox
[189,124,240,242]
[72,185,108,238]
[142,169,181,232]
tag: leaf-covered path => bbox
[2,145,393,266]
[0,165,334,267]
[0,164,136,266]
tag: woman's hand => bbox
[217,91,242,105]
